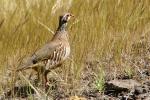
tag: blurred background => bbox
[0,0,150,99]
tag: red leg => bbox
[44,70,50,92]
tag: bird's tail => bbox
[17,56,34,71]
[17,56,45,71]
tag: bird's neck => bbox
[57,22,67,31]
[53,31,69,42]
[53,21,69,41]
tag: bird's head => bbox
[59,13,74,23]
[57,13,74,31]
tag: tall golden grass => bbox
[0,0,150,97]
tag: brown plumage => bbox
[17,13,74,87]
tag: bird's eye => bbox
[66,15,69,17]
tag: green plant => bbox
[124,66,134,78]
[95,67,105,92]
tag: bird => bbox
[17,13,74,88]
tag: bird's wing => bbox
[31,40,61,63]
[17,40,62,71]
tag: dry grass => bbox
[0,0,150,99]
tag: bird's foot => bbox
[45,82,50,92]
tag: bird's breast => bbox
[63,45,70,60]
[45,43,70,70]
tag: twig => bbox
[13,17,29,34]
[18,68,52,99]
[121,53,143,75]
[18,72,41,97]
[37,20,54,34]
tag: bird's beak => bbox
[71,14,74,17]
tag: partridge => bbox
[17,13,74,87]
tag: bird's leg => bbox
[44,70,50,92]
[32,67,42,87]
